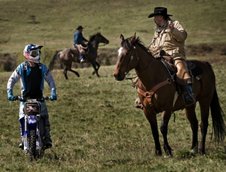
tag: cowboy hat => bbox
[148,7,172,18]
[76,25,84,30]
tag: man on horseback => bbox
[148,7,195,106]
[7,44,57,149]
[73,25,88,63]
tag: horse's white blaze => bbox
[118,47,124,57]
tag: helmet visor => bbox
[30,49,40,57]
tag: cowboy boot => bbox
[182,83,195,106]
[174,59,195,106]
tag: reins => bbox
[98,43,108,47]
[131,44,173,106]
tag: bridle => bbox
[122,42,151,78]
[94,34,109,46]
[119,44,138,77]
[122,41,173,107]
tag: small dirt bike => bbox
[16,96,49,160]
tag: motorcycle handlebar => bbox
[15,96,50,102]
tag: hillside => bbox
[1,0,226,54]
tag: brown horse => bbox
[113,34,225,156]
[49,32,109,79]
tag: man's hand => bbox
[49,89,57,101]
[168,21,174,30]
[49,95,57,101]
[7,89,16,101]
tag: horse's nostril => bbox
[114,73,124,81]
[113,72,117,77]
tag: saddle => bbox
[160,55,203,83]
[75,44,87,52]
[132,55,203,89]
[134,51,202,109]
[73,44,88,63]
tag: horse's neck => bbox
[88,40,98,51]
[87,40,98,59]
[135,48,169,90]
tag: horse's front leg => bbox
[160,111,173,156]
[91,62,100,77]
[144,107,162,156]
[63,68,68,80]
[69,69,80,77]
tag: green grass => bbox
[0,55,226,171]
[1,0,226,171]
[0,0,226,54]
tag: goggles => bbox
[29,49,40,57]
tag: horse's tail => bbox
[209,64,226,142]
[48,50,60,71]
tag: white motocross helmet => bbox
[23,44,43,63]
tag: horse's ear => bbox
[131,33,137,45]
[133,32,136,38]
[120,34,125,41]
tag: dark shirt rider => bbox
[73,25,88,62]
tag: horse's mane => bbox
[134,38,149,53]
[122,36,150,55]
[89,32,100,42]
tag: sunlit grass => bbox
[0,59,225,171]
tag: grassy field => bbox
[0,54,226,171]
[0,0,226,171]
[1,0,226,55]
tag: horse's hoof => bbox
[198,148,206,155]
[163,145,173,156]
[164,154,173,158]
[166,151,173,157]
[155,150,162,156]
[190,147,198,155]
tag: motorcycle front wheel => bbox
[28,129,36,161]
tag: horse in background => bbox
[49,32,109,79]
[113,34,225,156]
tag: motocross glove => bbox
[49,89,57,101]
[7,89,16,101]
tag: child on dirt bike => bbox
[7,44,57,149]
